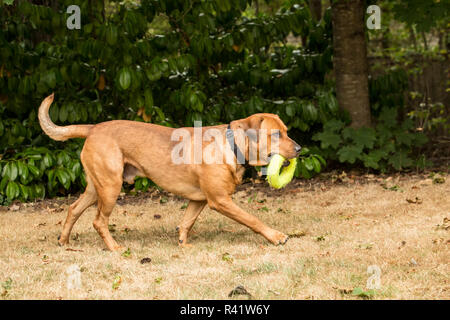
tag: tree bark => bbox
[332,0,371,128]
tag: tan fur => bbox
[39,94,301,250]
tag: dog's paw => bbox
[57,235,69,246]
[278,235,289,245]
[266,229,289,246]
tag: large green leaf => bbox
[313,131,342,149]
[337,145,363,164]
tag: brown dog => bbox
[38,93,301,251]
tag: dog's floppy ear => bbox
[230,116,264,141]
[229,119,248,131]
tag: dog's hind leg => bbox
[89,168,123,251]
[177,200,207,246]
[81,139,125,251]
[58,175,97,246]
[92,176,124,251]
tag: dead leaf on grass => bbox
[140,257,152,264]
[398,240,406,249]
[406,197,423,204]
[222,252,234,263]
[333,286,353,294]
[432,174,445,184]
[432,238,445,244]
[112,275,122,290]
[228,285,252,298]
[288,230,307,238]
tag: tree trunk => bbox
[309,0,322,21]
[332,0,371,128]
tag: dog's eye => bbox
[271,132,280,139]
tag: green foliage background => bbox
[0,0,442,203]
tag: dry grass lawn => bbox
[0,172,449,300]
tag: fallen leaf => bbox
[432,175,445,184]
[228,285,252,298]
[288,230,307,238]
[333,286,353,294]
[406,197,422,204]
[222,252,233,263]
[140,257,152,264]
[432,238,446,244]
[112,275,122,290]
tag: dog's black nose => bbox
[295,144,302,154]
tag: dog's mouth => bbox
[267,153,292,167]
[282,160,290,167]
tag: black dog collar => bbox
[226,124,251,169]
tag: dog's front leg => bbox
[177,200,207,246]
[207,196,289,245]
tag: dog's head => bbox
[229,113,301,166]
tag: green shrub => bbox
[312,108,429,171]
[0,144,85,203]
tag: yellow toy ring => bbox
[266,154,297,189]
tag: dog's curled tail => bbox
[38,93,94,141]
